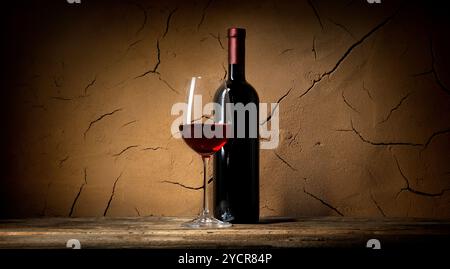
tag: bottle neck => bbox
[228,31,246,81]
[228,64,245,81]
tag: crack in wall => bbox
[58,156,69,168]
[334,128,352,132]
[84,76,97,96]
[350,120,422,146]
[370,193,386,217]
[135,39,161,78]
[103,172,123,216]
[327,17,355,39]
[312,36,317,60]
[429,37,450,95]
[159,76,180,94]
[142,146,167,151]
[274,152,297,171]
[132,2,148,36]
[262,204,276,212]
[342,90,360,113]
[160,180,203,190]
[191,115,212,123]
[394,154,450,198]
[113,145,140,158]
[69,168,87,217]
[51,93,92,101]
[366,167,378,185]
[134,207,141,216]
[222,63,227,80]
[414,37,450,95]
[163,8,178,39]
[411,70,432,77]
[422,128,450,150]
[261,84,294,125]
[298,9,399,99]
[51,96,72,101]
[280,48,294,55]
[350,121,450,151]
[32,104,47,111]
[362,81,373,101]
[379,92,412,124]
[53,76,62,88]
[209,32,225,50]
[120,120,137,129]
[133,37,180,95]
[126,39,143,52]
[288,127,301,146]
[307,0,324,30]
[112,5,179,98]
[160,177,213,191]
[197,0,213,30]
[303,186,344,216]
[84,108,123,139]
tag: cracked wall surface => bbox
[1,0,449,218]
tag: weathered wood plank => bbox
[0,217,449,248]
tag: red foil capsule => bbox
[228,28,246,65]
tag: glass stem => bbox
[202,156,209,215]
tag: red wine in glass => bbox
[179,123,228,157]
[179,121,231,228]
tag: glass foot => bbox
[182,210,232,228]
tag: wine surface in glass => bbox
[180,123,228,157]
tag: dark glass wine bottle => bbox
[213,28,259,224]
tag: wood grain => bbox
[0,217,449,249]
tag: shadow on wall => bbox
[1,0,449,218]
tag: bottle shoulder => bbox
[214,80,259,103]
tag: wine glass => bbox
[179,76,232,228]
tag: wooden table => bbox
[0,217,449,249]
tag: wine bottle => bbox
[213,28,259,224]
